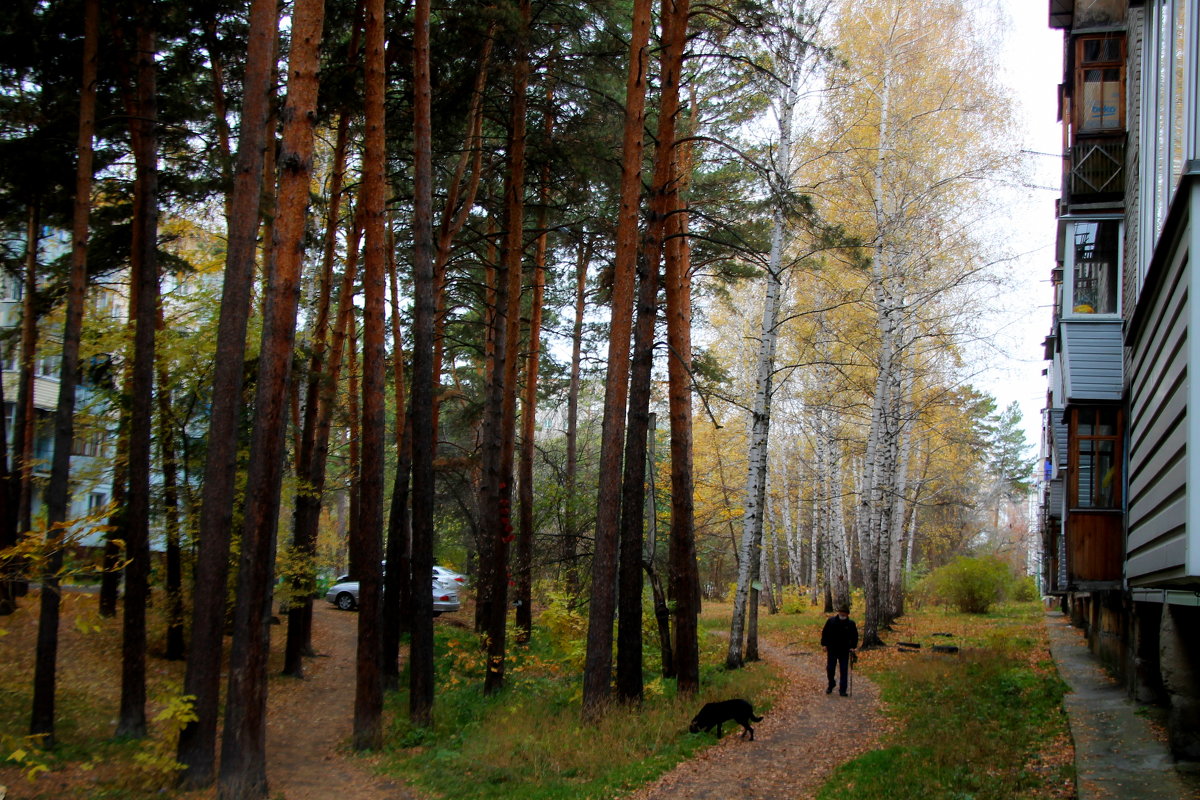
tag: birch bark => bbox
[726,22,805,670]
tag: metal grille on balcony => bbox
[1068,135,1125,200]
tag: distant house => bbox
[0,226,120,549]
[1041,0,1200,761]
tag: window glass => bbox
[1170,0,1187,195]
[1082,38,1122,63]
[1071,220,1120,314]
[1078,438,1118,508]
[1081,69,1122,130]
[1074,407,1122,510]
[1154,2,1172,230]
[1077,414,1093,436]
[1077,35,1124,132]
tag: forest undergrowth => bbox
[0,589,1074,800]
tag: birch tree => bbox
[727,0,828,669]
[821,0,1015,646]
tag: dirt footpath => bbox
[626,637,883,800]
[243,611,881,800]
[259,604,419,800]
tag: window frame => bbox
[1061,217,1124,318]
[1074,34,1127,134]
[1068,406,1124,511]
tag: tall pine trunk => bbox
[155,306,185,661]
[177,0,279,784]
[14,203,38,546]
[483,0,531,696]
[284,19,359,673]
[582,0,652,716]
[117,19,159,740]
[648,0,699,694]
[382,224,412,692]
[13,204,39,566]
[217,0,325,793]
[408,0,437,725]
[616,211,659,703]
[29,0,98,739]
[562,235,591,594]
[353,0,386,749]
[516,88,552,642]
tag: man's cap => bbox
[837,605,850,613]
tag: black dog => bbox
[689,698,763,741]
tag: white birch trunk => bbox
[768,487,783,607]
[727,43,803,670]
[886,344,914,619]
[858,44,897,647]
[809,405,826,602]
[827,413,850,608]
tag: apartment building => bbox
[1,227,117,548]
[1042,0,1200,760]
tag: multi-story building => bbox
[1042,0,1199,760]
[1,227,118,548]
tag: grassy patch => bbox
[815,603,1075,800]
[379,606,781,800]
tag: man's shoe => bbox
[825,684,834,694]
[839,691,848,697]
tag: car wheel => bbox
[336,592,356,611]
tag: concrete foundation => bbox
[1160,604,1200,761]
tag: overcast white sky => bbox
[978,1,1065,453]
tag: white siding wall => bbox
[1126,202,1191,583]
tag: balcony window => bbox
[1138,0,1196,277]
[1070,407,1123,509]
[73,430,104,457]
[1066,219,1121,315]
[1075,35,1125,133]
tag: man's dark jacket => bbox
[821,615,859,652]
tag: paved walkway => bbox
[1045,611,1200,800]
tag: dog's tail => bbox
[751,713,763,722]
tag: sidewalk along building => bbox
[1041,0,1200,761]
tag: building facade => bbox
[1,226,118,549]
[1042,0,1200,760]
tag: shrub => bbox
[924,555,1011,614]
[1010,574,1039,602]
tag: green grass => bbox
[3,589,1075,800]
[378,604,781,800]
[814,602,1075,800]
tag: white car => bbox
[326,572,460,615]
[433,565,468,591]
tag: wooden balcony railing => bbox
[1066,134,1126,202]
[1066,509,1123,586]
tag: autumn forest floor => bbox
[2,591,1082,800]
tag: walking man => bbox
[821,604,858,696]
